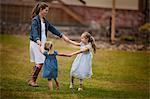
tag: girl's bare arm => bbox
[61,35,80,46]
[57,53,72,57]
[71,48,89,56]
[68,39,81,46]
[57,47,89,57]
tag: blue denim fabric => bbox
[30,15,63,42]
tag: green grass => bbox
[0,34,149,99]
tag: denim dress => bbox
[42,51,58,80]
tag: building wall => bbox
[71,6,144,27]
[63,0,139,10]
[0,2,145,36]
[48,8,80,26]
[0,4,83,34]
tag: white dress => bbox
[30,21,46,64]
[70,42,93,79]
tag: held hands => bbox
[37,40,42,46]
[40,46,45,53]
[62,35,70,42]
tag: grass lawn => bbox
[0,34,149,99]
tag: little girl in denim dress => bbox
[40,41,70,90]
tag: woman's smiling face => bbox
[40,7,49,17]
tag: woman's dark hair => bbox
[31,2,49,19]
[83,32,96,53]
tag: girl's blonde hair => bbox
[83,32,96,53]
[44,41,53,51]
[31,2,49,19]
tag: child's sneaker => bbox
[69,84,73,89]
[78,87,83,91]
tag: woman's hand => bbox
[36,40,42,46]
[62,35,70,42]
[40,46,45,53]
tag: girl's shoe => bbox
[78,88,83,91]
[69,84,73,89]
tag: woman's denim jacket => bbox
[30,15,63,42]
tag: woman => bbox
[28,2,70,87]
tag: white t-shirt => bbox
[41,21,46,47]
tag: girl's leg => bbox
[28,64,42,87]
[54,78,59,90]
[78,79,83,91]
[48,79,53,91]
[69,76,74,88]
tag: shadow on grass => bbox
[75,87,149,99]
[1,78,149,99]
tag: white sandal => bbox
[78,88,83,91]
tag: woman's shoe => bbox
[28,66,41,87]
[56,86,59,90]
[28,80,39,87]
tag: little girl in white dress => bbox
[68,32,96,91]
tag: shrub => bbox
[121,35,136,42]
[139,23,150,33]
